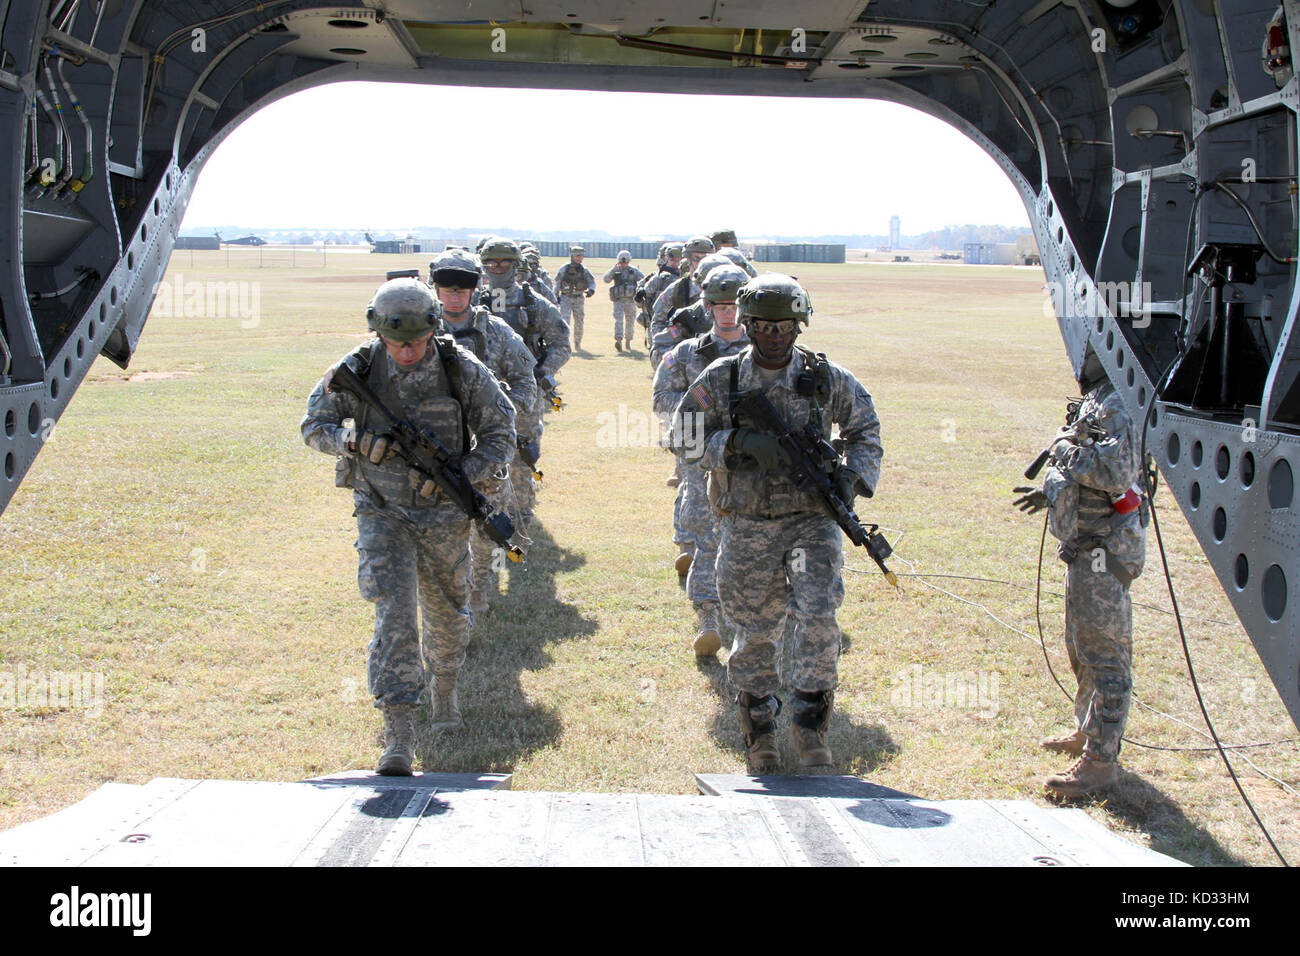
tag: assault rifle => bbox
[732,389,898,588]
[329,361,524,563]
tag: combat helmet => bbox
[429,249,482,289]
[683,235,715,257]
[700,266,749,303]
[738,273,812,324]
[480,237,521,262]
[366,278,440,342]
[617,250,631,263]
[693,252,740,284]
[710,229,738,248]
[717,246,757,277]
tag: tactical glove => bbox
[834,466,862,508]
[356,430,395,464]
[1012,485,1048,514]
[731,428,791,470]
[585,288,595,298]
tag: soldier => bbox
[603,250,645,352]
[674,274,882,773]
[554,245,596,351]
[650,235,715,366]
[301,278,517,774]
[430,249,538,616]
[476,236,570,526]
[1012,351,1146,797]
[637,242,683,354]
[519,243,558,304]
[709,230,758,278]
[653,265,751,656]
[650,252,742,362]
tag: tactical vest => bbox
[558,264,587,295]
[611,268,638,298]
[479,284,543,357]
[728,345,832,435]
[343,336,468,510]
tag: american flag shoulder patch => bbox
[691,384,714,409]
[669,325,682,338]
[663,352,676,368]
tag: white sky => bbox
[182,81,1032,237]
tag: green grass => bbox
[0,249,1296,866]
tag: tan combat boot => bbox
[376,705,415,776]
[674,542,693,576]
[737,692,781,774]
[615,339,623,352]
[1039,728,1086,756]
[1045,756,1119,798]
[429,675,462,731]
[790,689,834,768]
[693,605,722,658]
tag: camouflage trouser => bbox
[612,297,638,342]
[355,510,472,707]
[680,466,719,607]
[509,400,545,520]
[1064,551,1133,762]
[559,294,585,348]
[470,481,510,600]
[718,512,844,697]
[672,460,695,548]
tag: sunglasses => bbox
[748,319,796,336]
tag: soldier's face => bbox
[436,285,474,320]
[710,301,739,332]
[483,258,512,276]
[666,253,682,268]
[747,318,797,366]
[572,254,583,264]
[381,332,434,368]
[688,252,706,270]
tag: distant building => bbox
[889,216,901,251]
[963,242,1019,265]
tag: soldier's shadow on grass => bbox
[697,632,900,778]
[1060,770,1244,865]
[414,519,595,774]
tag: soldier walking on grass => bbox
[603,250,645,352]
[674,274,883,773]
[554,245,595,351]
[301,278,517,775]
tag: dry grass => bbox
[0,249,1296,866]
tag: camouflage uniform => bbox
[604,263,646,344]
[638,264,679,348]
[1042,382,1145,763]
[675,346,882,696]
[301,337,517,706]
[651,300,711,358]
[440,305,538,607]
[654,329,750,613]
[650,274,701,365]
[554,261,596,349]
[476,281,570,521]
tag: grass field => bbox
[0,249,1297,866]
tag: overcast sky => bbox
[181,81,1032,237]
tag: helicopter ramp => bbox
[0,773,1181,867]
